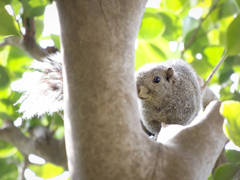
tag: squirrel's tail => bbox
[14,52,63,119]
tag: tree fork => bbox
[56,0,227,179]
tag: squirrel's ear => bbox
[165,67,174,82]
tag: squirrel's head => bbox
[135,63,175,102]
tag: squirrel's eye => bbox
[153,76,160,83]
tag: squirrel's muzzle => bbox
[137,85,149,99]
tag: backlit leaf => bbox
[226,14,240,56]
[138,12,165,40]
[0,2,20,37]
[220,101,240,147]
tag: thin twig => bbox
[201,51,228,91]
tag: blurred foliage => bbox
[0,0,240,179]
[219,100,240,179]
[29,163,64,179]
[0,0,65,179]
[213,163,240,180]
[221,101,240,147]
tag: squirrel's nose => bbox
[137,85,149,99]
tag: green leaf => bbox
[150,36,175,59]
[218,0,240,19]
[0,65,10,89]
[0,158,18,180]
[0,92,21,119]
[0,141,17,158]
[226,14,240,56]
[158,12,182,41]
[135,41,166,70]
[165,0,182,11]
[0,2,20,37]
[207,29,220,45]
[218,68,234,84]
[1,0,12,5]
[29,163,64,179]
[138,12,166,40]
[54,126,64,139]
[189,0,198,8]
[46,112,64,126]
[220,86,240,101]
[182,16,199,38]
[203,46,225,67]
[220,101,240,147]
[6,46,32,75]
[25,118,44,129]
[164,0,188,12]
[22,0,48,17]
[211,0,239,22]
[11,0,22,16]
[0,45,11,67]
[214,163,240,180]
[226,149,240,164]
[184,28,209,55]
[51,34,61,49]
[224,56,240,73]
[236,0,240,8]
[35,19,44,40]
[0,112,12,120]
[218,16,234,46]
[208,174,213,180]
[190,58,213,80]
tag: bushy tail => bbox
[14,53,63,119]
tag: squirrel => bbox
[15,55,210,137]
[135,60,202,135]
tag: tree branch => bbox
[0,16,59,61]
[157,101,227,180]
[0,121,67,169]
[0,35,58,62]
[22,18,49,61]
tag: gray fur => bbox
[135,60,202,134]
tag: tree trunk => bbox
[56,0,157,179]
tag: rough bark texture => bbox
[56,0,227,179]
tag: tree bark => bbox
[56,0,156,179]
[157,101,227,180]
[56,0,227,179]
